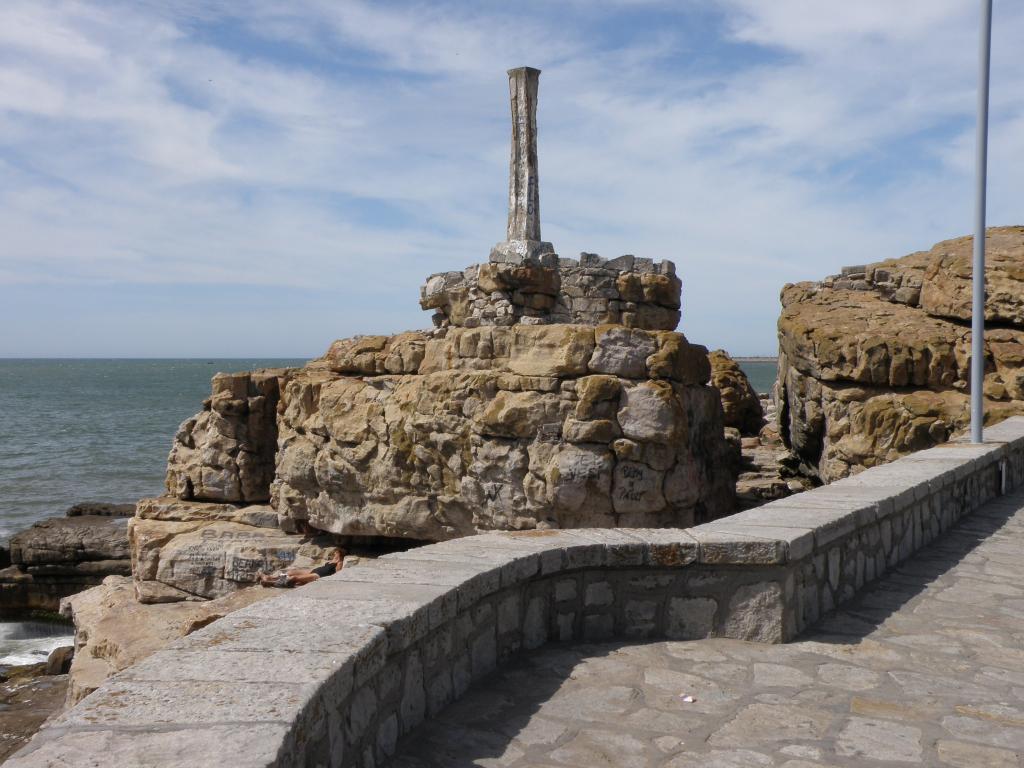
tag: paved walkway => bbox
[390,490,1024,767]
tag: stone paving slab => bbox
[388,491,1024,767]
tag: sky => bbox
[1,0,1022,358]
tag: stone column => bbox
[491,67,555,265]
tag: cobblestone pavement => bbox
[390,491,1024,767]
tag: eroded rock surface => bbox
[777,226,1024,481]
[165,369,292,503]
[709,350,764,436]
[272,323,733,539]
[129,498,334,603]
[421,253,682,331]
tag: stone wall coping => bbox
[10,415,1024,767]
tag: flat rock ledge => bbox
[1,513,132,615]
[9,417,1024,768]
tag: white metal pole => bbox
[971,0,993,443]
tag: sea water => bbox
[0,620,74,667]
[736,360,778,396]
[0,359,306,542]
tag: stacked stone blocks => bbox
[420,252,682,331]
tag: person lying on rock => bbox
[259,548,345,588]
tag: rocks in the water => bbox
[165,369,292,503]
[709,350,765,436]
[776,226,1024,481]
[9,516,130,566]
[1,515,132,614]
[44,646,73,676]
[60,575,276,706]
[129,497,335,603]
[64,502,134,517]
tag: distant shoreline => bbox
[734,356,778,362]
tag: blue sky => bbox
[1,0,1023,358]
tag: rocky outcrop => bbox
[776,226,1024,482]
[158,64,736,546]
[709,350,764,436]
[64,503,134,517]
[1,515,132,614]
[59,576,276,706]
[129,498,334,603]
[162,247,735,543]
[270,321,733,539]
[165,369,292,503]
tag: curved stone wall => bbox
[10,417,1024,768]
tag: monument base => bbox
[489,239,557,266]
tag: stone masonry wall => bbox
[420,253,681,331]
[11,417,1024,768]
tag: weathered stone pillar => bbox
[491,66,555,265]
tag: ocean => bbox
[737,360,779,396]
[0,620,74,667]
[0,359,306,542]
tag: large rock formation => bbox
[270,315,733,539]
[165,369,289,503]
[156,314,737,549]
[160,66,737,541]
[777,226,1024,482]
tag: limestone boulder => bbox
[778,287,968,388]
[130,498,335,603]
[324,333,427,376]
[508,325,595,377]
[919,226,1024,324]
[709,350,764,436]
[271,330,734,539]
[776,226,1024,482]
